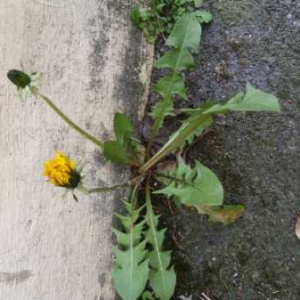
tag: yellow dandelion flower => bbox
[43,152,81,189]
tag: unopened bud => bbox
[7,70,31,88]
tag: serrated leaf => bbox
[103,141,129,163]
[150,73,186,129]
[113,240,147,267]
[149,267,176,300]
[204,84,281,114]
[112,220,145,247]
[146,225,166,250]
[112,201,149,300]
[231,83,281,112]
[149,12,205,136]
[151,98,174,121]
[112,113,144,164]
[114,113,134,145]
[145,187,176,300]
[156,13,201,72]
[166,13,201,53]
[114,203,144,229]
[113,259,149,300]
[169,113,213,150]
[148,250,172,269]
[154,74,187,100]
[155,157,224,206]
[196,204,245,225]
[177,124,207,151]
[138,114,213,174]
[155,48,195,71]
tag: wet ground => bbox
[149,0,300,299]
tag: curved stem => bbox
[37,92,104,148]
[78,175,144,194]
[81,184,129,194]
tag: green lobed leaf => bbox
[204,83,281,114]
[155,13,202,72]
[112,219,145,248]
[114,203,144,229]
[145,189,176,300]
[155,156,224,206]
[149,267,176,300]
[112,201,149,300]
[103,141,129,163]
[155,48,195,71]
[177,123,208,151]
[151,98,174,121]
[114,113,135,146]
[167,84,280,152]
[149,12,209,135]
[138,114,213,175]
[166,12,201,52]
[148,250,172,270]
[112,258,149,300]
[113,240,147,268]
[110,113,144,164]
[151,73,187,128]
[169,112,213,151]
[154,74,187,100]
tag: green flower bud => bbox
[7,70,31,89]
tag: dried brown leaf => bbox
[195,205,245,225]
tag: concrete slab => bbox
[0,1,152,299]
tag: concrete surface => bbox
[0,1,152,300]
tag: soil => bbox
[148,0,300,299]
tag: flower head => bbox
[7,69,42,99]
[43,152,81,189]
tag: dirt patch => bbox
[148,0,300,299]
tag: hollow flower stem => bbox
[78,175,144,194]
[79,184,130,194]
[37,92,104,148]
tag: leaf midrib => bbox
[173,15,196,73]
[147,199,168,296]
[129,224,134,298]
[147,14,200,155]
